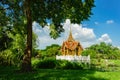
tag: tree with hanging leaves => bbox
[0,0,95,72]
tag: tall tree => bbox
[0,0,95,71]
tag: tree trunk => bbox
[21,0,32,72]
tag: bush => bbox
[33,58,56,69]
[0,50,15,66]
[61,61,73,69]
[59,61,84,70]
[32,58,41,68]
[32,58,90,70]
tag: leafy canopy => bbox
[1,0,95,39]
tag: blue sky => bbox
[83,0,120,47]
[33,0,120,49]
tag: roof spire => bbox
[67,24,74,41]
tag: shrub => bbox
[35,58,56,69]
[32,58,41,68]
[55,60,68,69]
[32,57,90,70]
[62,61,73,69]
[0,50,15,66]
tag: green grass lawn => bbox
[0,66,120,80]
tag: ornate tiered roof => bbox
[61,27,83,55]
[64,31,79,50]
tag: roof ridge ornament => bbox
[67,24,74,41]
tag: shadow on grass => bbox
[0,66,109,80]
[36,69,108,80]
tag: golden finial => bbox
[67,24,74,41]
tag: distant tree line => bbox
[82,42,120,59]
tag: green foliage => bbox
[49,24,60,39]
[91,59,120,72]
[31,58,41,69]
[1,0,95,70]
[82,42,120,59]
[56,60,88,70]
[38,44,61,59]
[32,58,90,70]
[1,0,95,39]
[0,29,38,66]
[58,61,84,70]
[82,49,96,58]
[82,42,120,71]
[0,49,16,66]
[32,58,55,69]
[38,58,56,69]
[0,26,13,51]
[0,5,11,26]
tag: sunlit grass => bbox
[0,65,120,80]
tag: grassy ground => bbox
[0,66,120,80]
[91,59,120,72]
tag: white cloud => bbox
[33,22,64,49]
[33,20,113,49]
[117,46,120,49]
[33,22,43,33]
[106,20,114,24]
[62,20,96,48]
[71,24,96,42]
[98,34,112,43]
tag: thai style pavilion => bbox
[61,29,83,56]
